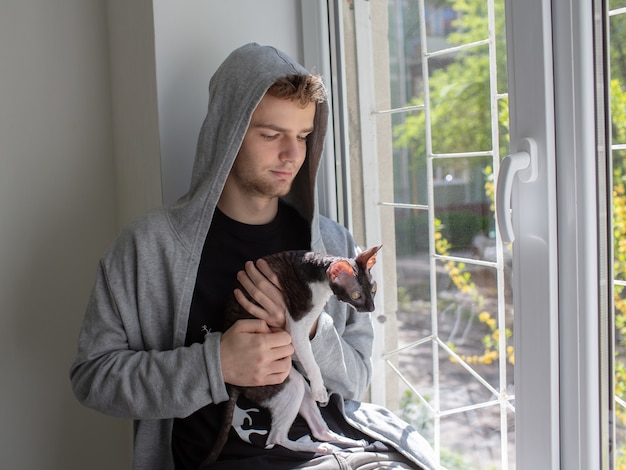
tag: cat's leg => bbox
[264,369,336,454]
[288,316,328,404]
[298,379,368,449]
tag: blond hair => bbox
[267,74,326,107]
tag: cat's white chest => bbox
[286,280,332,405]
[287,281,331,332]
[308,281,333,318]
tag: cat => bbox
[205,245,382,464]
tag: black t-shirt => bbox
[182,201,311,345]
[173,201,337,469]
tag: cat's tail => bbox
[203,386,241,465]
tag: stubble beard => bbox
[238,173,294,200]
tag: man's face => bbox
[228,93,316,199]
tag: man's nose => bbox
[279,137,302,162]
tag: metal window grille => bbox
[352,0,513,467]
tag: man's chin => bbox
[254,188,292,199]
[268,183,294,198]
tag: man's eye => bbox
[262,134,278,141]
[297,135,309,142]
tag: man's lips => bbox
[270,169,294,179]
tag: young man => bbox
[70,43,437,470]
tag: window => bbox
[334,0,613,468]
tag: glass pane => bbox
[611,1,626,14]
[429,45,493,155]
[388,0,423,109]
[438,409,514,468]
[385,0,511,467]
[613,1,626,466]
[432,156,496,264]
[391,111,427,206]
[614,147,626,468]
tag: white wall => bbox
[107,0,163,228]
[153,0,305,204]
[0,1,311,468]
[0,1,132,468]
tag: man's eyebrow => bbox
[253,123,315,134]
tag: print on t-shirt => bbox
[232,402,268,445]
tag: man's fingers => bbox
[255,259,282,289]
[236,264,263,300]
[230,317,272,334]
[220,320,293,386]
[243,261,284,305]
[236,264,278,308]
[265,357,293,384]
[235,260,287,328]
[233,288,273,325]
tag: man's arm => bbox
[69,260,231,420]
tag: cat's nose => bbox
[358,301,376,313]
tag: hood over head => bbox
[167,43,329,254]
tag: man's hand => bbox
[235,258,320,338]
[220,319,293,386]
[234,259,287,329]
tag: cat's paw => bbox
[315,442,338,454]
[312,385,329,405]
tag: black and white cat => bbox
[205,245,382,463]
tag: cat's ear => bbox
[328,260,355,282]
[357,245,382,271]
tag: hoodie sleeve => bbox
[309,305,373,400]
[70,256,230,420]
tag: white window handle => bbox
[496,137,538,243]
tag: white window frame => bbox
[552,0,609,468]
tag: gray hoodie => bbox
[70,43,438,470]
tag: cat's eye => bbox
[371,284,377,294]
[351,292,361,300]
